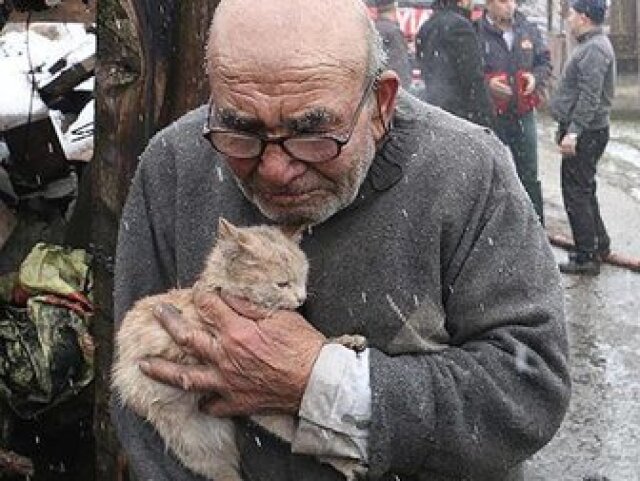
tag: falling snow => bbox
[386,293,407,323]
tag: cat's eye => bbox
[276,281,290,288]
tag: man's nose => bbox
[258,143,307,186]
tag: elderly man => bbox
[111,0,570,480]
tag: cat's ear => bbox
[218,217,255,250]
[279,225,306,244]
[217,217,238,240]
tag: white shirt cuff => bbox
[292,343,371,461]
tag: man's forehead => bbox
[208,60,364,110]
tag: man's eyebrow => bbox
[217,108,265,131]
[214,106,339,133]
[284,108,340,133]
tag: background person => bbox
[111,0,570,479]
[369,0,412,89]
[550,0,615,275]
[476,0,551,223]
[416,0,495,128]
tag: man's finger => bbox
[152,303,192,345]
[152,303,217,358]
[139,357,223,392]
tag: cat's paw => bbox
[330,334,367,352]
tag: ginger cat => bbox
[112,218,365,481]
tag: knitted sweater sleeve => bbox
[111,134,205,481]
[367,135,570,479]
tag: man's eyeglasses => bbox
[202,76,378,163]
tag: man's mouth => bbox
[261,190,315,205]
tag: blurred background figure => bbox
[476,0,551,224]
[550,0,615,275]
[368,0,412,89]
[415,0,494,128]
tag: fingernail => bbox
[138,360,150,372]
[153,302,181,317]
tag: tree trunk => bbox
[93,1,219,479]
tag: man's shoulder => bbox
[395,93,504,173]
[155,105,208,143]
[585,31,616,58]
[442,9,474,32]
[138,105,211,172]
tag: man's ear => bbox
[371,70,400,141]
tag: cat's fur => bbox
[112,218,364,481]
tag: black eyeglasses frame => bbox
[202,75,379,163]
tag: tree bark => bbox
[93,1,219,479]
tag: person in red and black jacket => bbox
[475,0,551,223]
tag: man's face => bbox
[486,0,516,23]
[207,66,378,226]
[566,7,586,37]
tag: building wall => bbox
[609,0,638,73]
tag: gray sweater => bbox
[112,93,570,481]
[550,28,616,135]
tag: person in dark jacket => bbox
[111,0,570,479]
[550,0,615,275]
[370,0,412,89]
[416,0,495,128]
[476,0,551,223]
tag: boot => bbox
[559,253,600,276]
[569,245,610,262]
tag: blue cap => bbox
[571,0,607,24]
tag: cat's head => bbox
[202,218,309,310]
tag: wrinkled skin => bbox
[140,294,326,417]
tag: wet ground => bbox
[523,113,640,480]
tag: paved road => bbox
[524,113,640,480]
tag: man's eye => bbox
[276,281,290,288]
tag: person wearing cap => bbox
[475,0,551,224]
[369,0,412,89]
[550,0,615,275]
[416,0,495,128]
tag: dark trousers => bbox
[495,111,544,223]
[560,126,610,256]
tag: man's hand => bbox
[488,76,513,100]
[521,72,536,95]
[559,133,578,156]
[139,292,326,418]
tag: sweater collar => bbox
[577,26,603,43]
[357,92,416,195]
[325,92,416,221]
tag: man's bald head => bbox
[206,0,385,84]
